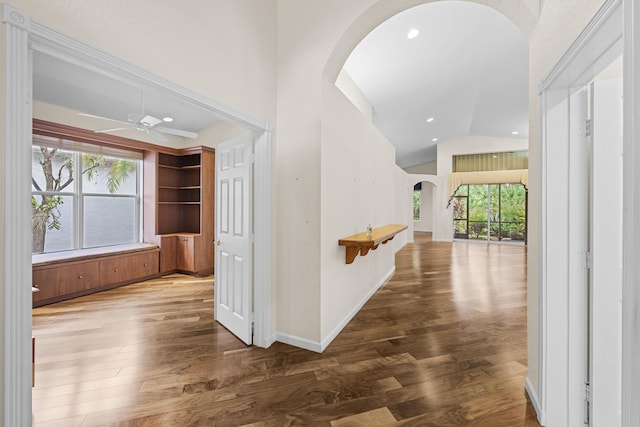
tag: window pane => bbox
[455,184,468,196]
[488,184,500,240]
[32,146,75,193]
[500,184,526,223]
[32,195,75,253]
[82,155,138,195]
[468,185,488,223]
[413,190,421,220]
[83,196,137,248]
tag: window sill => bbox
[32,243,158,268]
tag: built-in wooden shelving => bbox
[144,147,215,276]
[338,224,408,264]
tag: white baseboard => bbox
[525,376,545,426]
[263,333,277,348]
[275,266,396,354]
[275,332,322,353]
[319,266,395,352]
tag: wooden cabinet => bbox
[159,235,177,272]
[176,235,195,273]
[32,269,58,303]
[58,261,99,295]
[32,246,160,307]
[131,251,159,279]
[145,147,214,276]
[100,257,132,285]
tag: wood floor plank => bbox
[32,232,540,426]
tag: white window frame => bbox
[31,147,142,252]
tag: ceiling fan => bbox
[78,92,198,143]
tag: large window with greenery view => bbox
[31,141,140,254]
[452,183,526,242]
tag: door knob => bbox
[214,239,221,246]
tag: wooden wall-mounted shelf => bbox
[338,224,408,264]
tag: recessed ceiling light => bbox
[426,117,434,123]
[407,29,420,39]
[163,117,174,122]
[511,131,519,135]
[432,137,438,142]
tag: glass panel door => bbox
[452,183,526,243]
[468,184,488,240]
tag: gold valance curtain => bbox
[447,169,528,206]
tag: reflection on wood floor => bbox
[32,232,540,426]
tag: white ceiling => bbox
[343,1,529,168]
[33,1,528,164]
[33,52,221,140]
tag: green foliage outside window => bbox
[413,190,421,220]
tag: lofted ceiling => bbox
[343,1,529,168]
[33,1,528,165]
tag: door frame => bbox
[537,0,637,425]
[1,5,272,424]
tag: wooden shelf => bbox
[158,201,201,205]
[158,186,201,190]
[338,224,408,264]
[158,164,201,170]
[145,148,215,275]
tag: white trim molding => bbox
[1,4,273,424]
[2,3,33,426]
[622,0,640,425]
[538,0,624,425]
[253,128,273,348]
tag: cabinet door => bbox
[100,257,132,286]
[32,268,59,303]
[160,235,177,272]
[176,236,195,272]
[131,251,159,279]
[58,261,100,295]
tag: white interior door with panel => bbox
[215,133,253,345]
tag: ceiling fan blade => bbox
[128,112,145,123]
[146,127,168,143]
[95,127,132,134]
[78,113,129,125]
[155,126,199,139]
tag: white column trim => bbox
[253,128,273,348]
[1,3,33,425]
[538,0,624,425]
[622,0,640,425]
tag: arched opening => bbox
[323,0,537,423]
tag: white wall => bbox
[335,69,373,122]
[404,161,437,175]
[411,183,433,232]
[406,162,437,233]
[432,135,528,241]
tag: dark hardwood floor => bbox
[32,232,540,426]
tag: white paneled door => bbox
[215,133,253,345]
